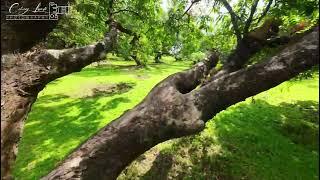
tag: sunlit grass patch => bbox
[13,60,190,179]
[13,60,318,180]
[120,75,319,180]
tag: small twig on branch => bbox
[243,0,260,34]
[256,0,273,24]
[219,0,242,42]
[181,0,201,17]
[112,9,143,19]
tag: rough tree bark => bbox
[207,0,281,82]
[42,27,318,179]
[1,21,119,179]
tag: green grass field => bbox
[13,58,319,180]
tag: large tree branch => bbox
[111,21,138,38]
[2,2,145,174]
[42,52,219,180]
[43,27,318,180]
[208,0,274,79]
[107,20,142,65]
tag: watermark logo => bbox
[5,2,71,21]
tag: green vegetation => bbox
[13,58,318,179]
[47,0,319,65]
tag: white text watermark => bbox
[5,2,71,21]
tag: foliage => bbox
[292,65,319,81]
[47,0,319,65]
[47,1,106,48]
[46,0,219,63]
[189,51,206,63]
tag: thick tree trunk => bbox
[43,27,318,180]
[1,24,118,178]
[0,90,36,180]
[155,51,171,63]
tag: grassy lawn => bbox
[13,58,318,180]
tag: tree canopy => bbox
[46,0,318,65]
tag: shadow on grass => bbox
[13,94,131,179]
[142,152,174,180]
[72,63,189,78]
[81,82,136,98]
[124,100,319,180]
[101,97,131,111]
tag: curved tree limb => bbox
[43,27,318,180]
[195,27,319,120]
